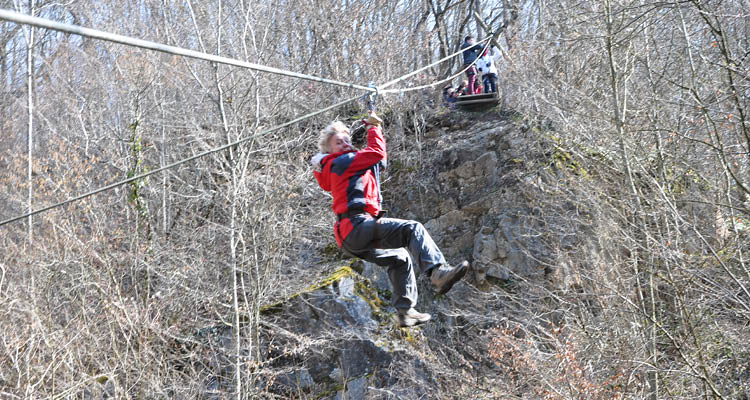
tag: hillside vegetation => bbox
[1,0,748,398]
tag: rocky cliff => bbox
[246,107,749,399]
[253,109,607,399]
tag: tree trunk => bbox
[603,1,656,398]
[25,0,35,246]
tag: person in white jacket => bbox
[477,46,501,93]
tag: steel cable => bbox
[0,9,500,226]
[0,95,361,227]
[0,9,376,92]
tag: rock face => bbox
[257,111,593,398]
[379,111,600,297]
[259,264,406,399]
[405,116,556,285]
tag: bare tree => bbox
[1,0,747,398]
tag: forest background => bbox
[1,0,748,398]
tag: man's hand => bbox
[310,153,327,172]
[364,111,383,126]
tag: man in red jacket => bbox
[311,111,469,327]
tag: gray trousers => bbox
[341,215,447,310]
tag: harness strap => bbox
[336,208,366,221]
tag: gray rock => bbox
[474,151,498,178]
[334,376,368,400]
[493,229,509,259]
[473,226,498,263]
[486,263,511,280]
[336,277,377,329]
[361,261,391,295]
[329,367,343,383]
[425,210,466,237]
[278,368,315,390]
[338,339,392,378]
[271,275,378,335]
[456,161,475,179]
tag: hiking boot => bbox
[431,261,469,295]
[398,308,431,327]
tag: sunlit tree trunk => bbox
[602,1,657,398]
[23,0,35,246]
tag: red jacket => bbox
[314,124,386,246]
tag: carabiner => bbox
[366,81,378,111]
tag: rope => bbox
[380,37,493,94]
[379,36,491,91]
[0,9,499,226]
[0,6,498,96]
[0,95,361,228]
[0,9,376,93]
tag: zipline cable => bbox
[0,8,501,96]
[0,95,362,228]
[0,10,500,227]
[378,36,492,92]
[0,36,493,227]
[0,9,376,93]
[380,37,493,94]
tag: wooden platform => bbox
[455,92,500,106]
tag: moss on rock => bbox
[260,260,385,319]
[552,147,589,178]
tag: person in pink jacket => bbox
[460,35,484,94]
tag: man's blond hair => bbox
[318,121,350,153]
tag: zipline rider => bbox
[311,111,469,327]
